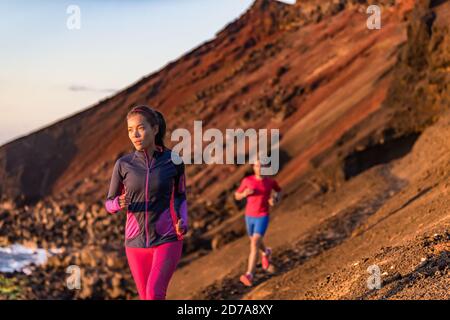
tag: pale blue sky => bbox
[0,0,254,146]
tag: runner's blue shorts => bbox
[245,215,270,237]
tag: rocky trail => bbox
[169,109,450,300]
[191,165,408,299]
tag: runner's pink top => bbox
[236,175,281,217]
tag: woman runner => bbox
[234,159,281,286]
[105,105,188,300]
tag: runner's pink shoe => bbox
[261,247,272,271]
[239,272,253,287]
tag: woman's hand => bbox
[118,190,131,209]
[235,188,255,201]
[268,192,280,207]
[243,188,254,197]
[176,219,187,235]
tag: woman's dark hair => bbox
[127,105,166,148]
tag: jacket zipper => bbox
[143,150,154,248]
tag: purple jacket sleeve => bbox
[105,159,124,214]
[173,162,188,232]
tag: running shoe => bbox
[239,272,253,287]
[261,247,272,271]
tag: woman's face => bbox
[253,159,261,176]
[127,114,158,151]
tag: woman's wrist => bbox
[105,195,122,213]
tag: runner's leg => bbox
[125,246,154,300]
[247,233,262,275]
[146,240,183,300]
[245,216,256,274]
[259,239,267,255]
[255,216,270,255]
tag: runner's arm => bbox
[173,161,188,233]
[235,191,248,201]
[235,178,249,200]
[105,159,125,214]
[271,180,282,204]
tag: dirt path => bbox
[168,163,408,299]
[241,113,450,300]
[191,165,407,299]
[168,111,450,300]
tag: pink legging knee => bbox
[125,240,183,300]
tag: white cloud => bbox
[275,0,296,4]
